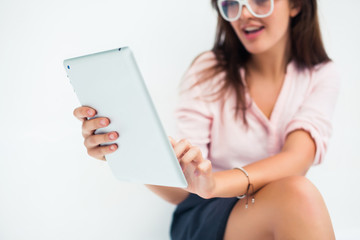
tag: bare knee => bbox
[264,176,334,239]
[270,176,326,220]
[224,176,333,240]
[277,176,317,195]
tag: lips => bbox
[243,26,265,34]
[241,25,265,40]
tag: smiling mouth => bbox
[244,26,265,34]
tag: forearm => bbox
[212,151,312,198]
[211,130,316,198]
[145,184,189,205]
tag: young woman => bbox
[73,0,340,239]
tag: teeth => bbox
[245,26,262,31]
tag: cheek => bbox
[265,3,292,39]
[264,12,291,40]
[267,19,286,36]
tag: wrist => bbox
[211,169,249,198]
[198,172,217,199]
[208,173,218,199]
[233,167,256,208]
[233,167,250,198]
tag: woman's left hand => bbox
[169,137,216,199]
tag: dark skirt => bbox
[170,193,239,240]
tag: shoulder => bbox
[186,51,218,76]
[180,51,225,97]
[292,60,341,90]
[312,60,340,76]
[310,61,341,87]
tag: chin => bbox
[242,44,269,55]
[238,36,270,55]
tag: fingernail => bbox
[100,119,107,126]
[109,133,116,140]
[110,145,116,151]
[87,109,94,116]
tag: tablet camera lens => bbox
[67,65,70,69]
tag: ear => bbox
[289,1,301,18]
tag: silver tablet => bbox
[63,47,187,188]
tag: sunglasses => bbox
[217,0,274,21]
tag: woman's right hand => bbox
[73,106,119,161]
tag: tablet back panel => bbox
[63,47,187,188]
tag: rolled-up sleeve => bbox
[283,62,341,165]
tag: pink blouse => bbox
[174,52,341,172]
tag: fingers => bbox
[73,106,117,161]
[194,160,212,176]
[82,117,110,138]
[84,131,119,148]
[170,138,207,174]
[87,144,118,161]
[73,106,96,122]
[173,139,191,159]
[181,146,202,165]
[180,146,204,173]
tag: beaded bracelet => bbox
[233,167,255,208]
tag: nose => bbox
[239,5,254,20]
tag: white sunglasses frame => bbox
[217,0,274,22]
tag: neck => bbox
[246,32,291,82]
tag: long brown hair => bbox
[188,0,330,124]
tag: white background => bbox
[0,0,359,239]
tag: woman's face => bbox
[229,0,300,55]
